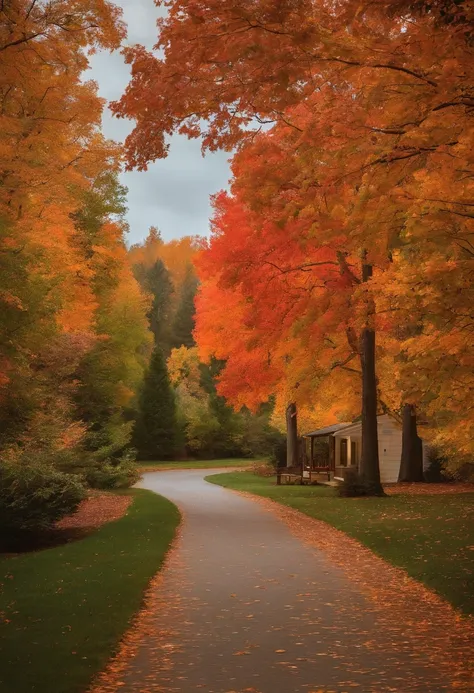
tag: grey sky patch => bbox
[87,0,231,245]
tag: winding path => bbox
[97,469,458,692]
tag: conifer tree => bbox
[134,259,174,352]
[132,348,178,460]
[172,265,198,349]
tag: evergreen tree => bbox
[133,259,174,353]
[172,265,199,348]
[132,348,178,460]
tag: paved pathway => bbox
[108,470,452,693]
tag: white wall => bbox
[334,414,403,483]
[377,414,403,483]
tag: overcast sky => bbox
[87,0,231,245]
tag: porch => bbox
[277,422,354,485]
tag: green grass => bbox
[207,472,474,616]
[0,489,180,693]
[137,458,257,471]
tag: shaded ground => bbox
[57,493,132,530]
[92,470,473,693]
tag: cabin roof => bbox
[303,422,352,438]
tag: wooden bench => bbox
[277,467,303,485]
[277,472,302,485]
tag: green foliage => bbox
[84,461,140,490]
[133,259,175,352]
[0,219,58,449]
[175,385,220,454]
[424,447,451,482]
[72,173,151,464]
[270,437,288,469]
[0,460,86,547]
[132,348,179,460]
[425,445,474,482]
[0,490,180,693]
[172,264,198,349]
[169,351,285,459]
[85,453,140,489]
[199,360,284,459]
[72,171,128,237]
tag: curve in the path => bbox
[111,470,451,693]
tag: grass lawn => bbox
[137,458,257,471]
[207,472,474,616]
[0,489,180,693]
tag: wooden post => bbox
[310,436,314,469]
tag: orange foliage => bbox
[0,1,125,337]
[116,0,474,457]
[0,2,152,460]
[129,228,203,292]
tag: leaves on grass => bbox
[57,495,132,531]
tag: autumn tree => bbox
[129,229,201,293]
[0,1,154,491]
[194,179,363,459]
[168,346,220,456]
[72,171,151,465]
[114,0,473,480]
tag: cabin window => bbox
[350,440,358,466]
[340,438,348,466]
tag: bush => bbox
[268,438,287,471]
[85,456,140,490]
[0,460,86,543]
[251,461,275,477]
[424,448,451,482]
[337,469,383,497]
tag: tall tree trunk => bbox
[359,259,384,495]
[398,404,424,482]
[285,401,298,468]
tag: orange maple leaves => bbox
[113,0,474,459]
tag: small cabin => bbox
[304,414,429,483]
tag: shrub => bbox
[337,468,384,497]
[269,438,287,470]
[85,456,140,490]
[251,461,275,477]
[424,448,451,482]
[0,460,86,544]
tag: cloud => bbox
[87,0,231,244]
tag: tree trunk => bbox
[359,260,384,495]
[398,404,424,482]
[285,401,298,468]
